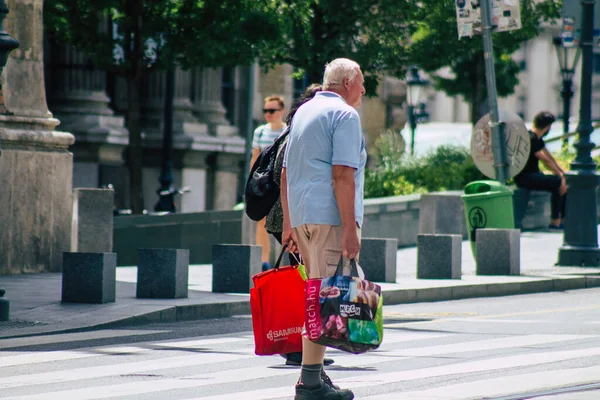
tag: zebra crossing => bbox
[1,326,600,399]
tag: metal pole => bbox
[408,105,416,155]
[243,63,256,183]
[561,76,573,147]
[480,0,508,182]
[154,68,176,212]
[558,0,600,266]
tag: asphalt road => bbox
[2,288,600,399]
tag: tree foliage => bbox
[45,0,278,213]
[46,0,279,72]
[406,0,561,123]
[256,0,417,95]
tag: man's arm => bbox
[535,149,567,195]
[535,149,564,177]
[280,167,297,253]
[332,165,360,259]
[541,148,565,175]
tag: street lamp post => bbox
[154,68,176,213]
[553,36,581,147]
[557,0,600,267]
[406,67,427,156]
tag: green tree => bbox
[45,0,277,213]
[257,0,417,95]
[407,0,560,124]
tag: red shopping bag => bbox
[251,251,305,356]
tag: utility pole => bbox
[480,0,508,182]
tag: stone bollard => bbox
[62,252,117,303]
[359,238,397,282]
[71,188,115,253]
[417,234,462,279]
[476,229,520,275]
[0,288,9,321]
[418,192,468,238]
[136,248,190,299]
[212,244,261,293]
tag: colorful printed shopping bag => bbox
[305,257,383,354]
[251,250,305,355]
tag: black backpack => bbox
[244,128,290,221]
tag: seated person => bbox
[514,111,567,230]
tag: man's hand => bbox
[342,228,360,260]
[559,176,568,196]
[282,224,298,254]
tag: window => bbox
[221,68,235,124]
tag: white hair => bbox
[322,58,361,90]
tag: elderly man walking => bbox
[281,58,366,400]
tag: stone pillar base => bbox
[0,121,75,274]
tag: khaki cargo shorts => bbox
[294,224,362,279]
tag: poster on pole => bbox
[562,0,600,52]
[471,110,530,180]
[456,0,522,38]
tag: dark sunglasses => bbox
[263,108,282,114]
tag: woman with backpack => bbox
[250,95,287,271]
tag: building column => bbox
[213,153,242,210]
[180,151,209,212]
[0,0,75,274]
[45,42,128,190]
[193,68,237,137]
[142,69,208,143]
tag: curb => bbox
[2,275,600,340]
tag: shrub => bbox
[364,141,485,199]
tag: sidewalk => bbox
[1,228,600,339]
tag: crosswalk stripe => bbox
[0,335,251,368]
[151,337,248,348]
[193,346,600,400]
[0,352,251,390]
[1,333,595,398]
[0,346,146,368]
[0,329,168,350]
[378,334,595,357]
[367,365,600,399]
[0,353,401,400]
[0,330,448,383]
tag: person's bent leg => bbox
[256,217,271,268]
[516,173,562,227]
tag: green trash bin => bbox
[462,180,515,257]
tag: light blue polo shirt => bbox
[283,91,367,228]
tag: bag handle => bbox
[273,247,286,270]
[334,255,360,277]
[273,247,303,270]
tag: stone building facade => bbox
[42,42,406,213]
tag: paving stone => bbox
[71,188,114,253]
[476,229,520,275]
[418,192,468,238]
[62,252,116,303]
[360,238,397,282]
[212,245,261,293]
[136,248,190,299]
[417,234,462,279]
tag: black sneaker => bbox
[295,382,354,400]
[320,370,339,389]
[285,352,335,366]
